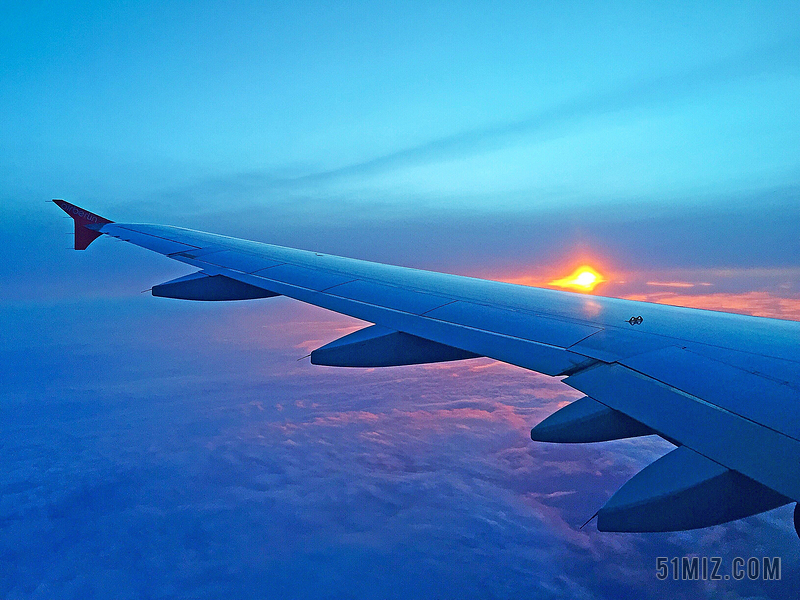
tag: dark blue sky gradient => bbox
[2,2,800,598]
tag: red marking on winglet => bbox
[52,199,114,250]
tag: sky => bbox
[2,1,800,598]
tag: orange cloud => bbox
[645,281,711,288]
[622,291,800,320]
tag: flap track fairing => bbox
[152,271,279,301]
[311,324,481,367]
[531,396,653,443]
[597,446,790,532]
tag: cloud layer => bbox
[2,299,797,599]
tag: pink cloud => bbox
[645,280,710,288]
[621,291,800,320]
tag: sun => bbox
[549,265,605,292]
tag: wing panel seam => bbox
[115,225,201,249]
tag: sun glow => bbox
[549,265,605,292]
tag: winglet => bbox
[53,199,113,250]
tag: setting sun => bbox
[549,265,605,292]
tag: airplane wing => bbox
[54,199,800,536]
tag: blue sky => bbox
[2,2,800,598]
[2,1,799,211]
[2,1,799,298]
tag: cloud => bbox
[620,291,800,320]
[645,281,709,288]
[3,296,799,599]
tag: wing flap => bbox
[621,346,800,441]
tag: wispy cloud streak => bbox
[280,39,799,185]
